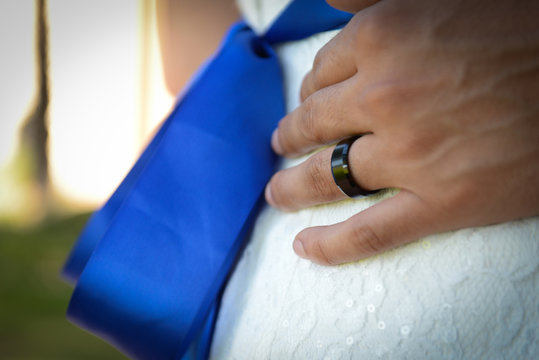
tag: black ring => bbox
[331,136,378,197]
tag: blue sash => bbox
[63,1,352,358]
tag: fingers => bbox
[274,13,379,157]
[299,15,362,101]
[266,135,387,211]
[266,147,347,211]
[273,74,371,157]
[293,190,440,265]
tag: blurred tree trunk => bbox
[22,0,49,201]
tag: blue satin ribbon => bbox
[63,1,352,359]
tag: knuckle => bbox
[359,83,402,120]
[300,74,313,101]
[356,5,408,45]
[314,238,340,266]
[311,44,338,88]
[355,12,387,46]
[275,120,297,154]
[304,154,335,200]
[311,49,326,83]
[360,83,398,109]
[298,98,325,144]
[349,223,387,256]
[268,172,295,210]
[308,57,324,94]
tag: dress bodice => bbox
[210,2,539,358]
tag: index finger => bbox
[300,12,363,101]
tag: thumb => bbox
[326,0,383,13]
[293,190,441,265]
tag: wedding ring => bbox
[331,136,378,197]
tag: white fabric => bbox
[210,2,539,358]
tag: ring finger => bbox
[266,135,388,211]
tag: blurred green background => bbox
[1,0,145,358]
[1,0,234,357]
[0,214,124,359]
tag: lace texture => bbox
[210,3,539,358]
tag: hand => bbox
[265,0,539,265]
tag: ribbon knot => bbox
[63,1,351,359]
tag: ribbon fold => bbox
[63,1,352,359]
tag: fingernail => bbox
[293,239,307,259]
[265,182,276,207]
[271,129,283,155]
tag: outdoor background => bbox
[0,0,236,358]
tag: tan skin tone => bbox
[156,0,238,95]
[266,0,539,265]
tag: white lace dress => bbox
[210,1,539,358]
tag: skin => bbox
[265,0,539,265]
[156,0,238,95]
